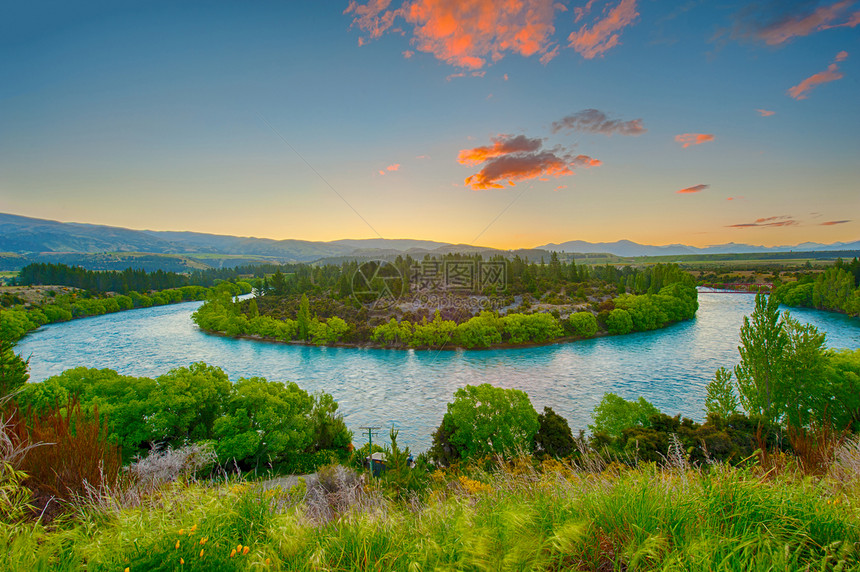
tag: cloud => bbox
[568,0,639,59]
[459,134,600,190]
[403,49,414,58]
[820,219,851,225]
[677,184,709,194]
[346,0,562,69]
[556,184,568,190]
[726,196,744,201]
[539,44,560,65]
[551,108,646,136]
[378,163,401,175]
[727,215,798,228]
[457,134,543,165]
[756,109,776,116]
[728,0,859,45]
[788,52,847,99]
[675,133,715,148]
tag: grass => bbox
[2,454,860,571]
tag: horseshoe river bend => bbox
[16,292,859,452]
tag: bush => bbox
[569,312,598,338]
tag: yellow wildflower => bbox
[178,529,185,535]
[199,549,204,558]
[243,546,250,555]
[180,558,184,565]
[237,544,243,552]
[175,540,180,550]
[199,536,208,545]
[266,558,271,565]
[124,568,130,572]
[230,549,237,558]
[190,524,197,532]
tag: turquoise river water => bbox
[16,293,860,452]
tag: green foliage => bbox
[381,429,427,497]
[704,367,739,419]
[453,312,503,348]
[308,391,352,452]
[590,393,660,439]
[502,312,564,343]
[605,308,633,335]
[0,337,29,396]
[148,363,233,447]
[432,383,539,463]
[213,377,313,467]
[734,293,787,424]
[534,406,575,458]
[568,311,598,338]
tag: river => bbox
[15,293,859,452]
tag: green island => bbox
[192,257,700,348]
[1,291,860,570]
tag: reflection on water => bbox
[17,294,859,452]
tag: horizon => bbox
[2,1,858,250]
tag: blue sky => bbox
[1,0,858,248]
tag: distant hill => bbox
[1,212,857,272]
[537,239,860,257]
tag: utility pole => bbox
[359,426,380,472]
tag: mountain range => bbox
[1,212,858,270]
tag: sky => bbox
[1,0,858,250]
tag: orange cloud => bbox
[754,0,858,45]
[556,184,568,190]
[675,133,715,148]
[552,109,645,135]
[457,134,543,165]
[464,152,600,190]
[820,220,851,225]
[728,215,798,228]
[346,0,562,69]
[788,52,847,99]
[387,163,400,171]
[403,49,414,58]
[568,0,639,59]
[756,109,776,117]
[677,184,709,194]
[726,196,744,201]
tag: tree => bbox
[534,406,575,458]
[569,312,598,338]
[308,391,352,451]
[297,294,311,340]
[590,393,660,439]
[431,383,539,463]
[734,292,787,424]
[213,377,313,467]
[0,336,29,396]
[148,363,232,446]
[270,270,288,297]
[605,308,633,335]
[704,367,739,419]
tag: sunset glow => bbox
[1,1,857,249]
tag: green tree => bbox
[0,336,29,396]
[590,393,660,439]
[148,363,232,446]
[734,293,787,424]
[297,294,311,340]
[431,383,539,463]
[534,406,575,458]
[308,391,353,451]
[213,377,313,467]
[569,312,598,338]
[704,367,739,419]
[605,308,633,335]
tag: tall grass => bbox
[3,456,859,571]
